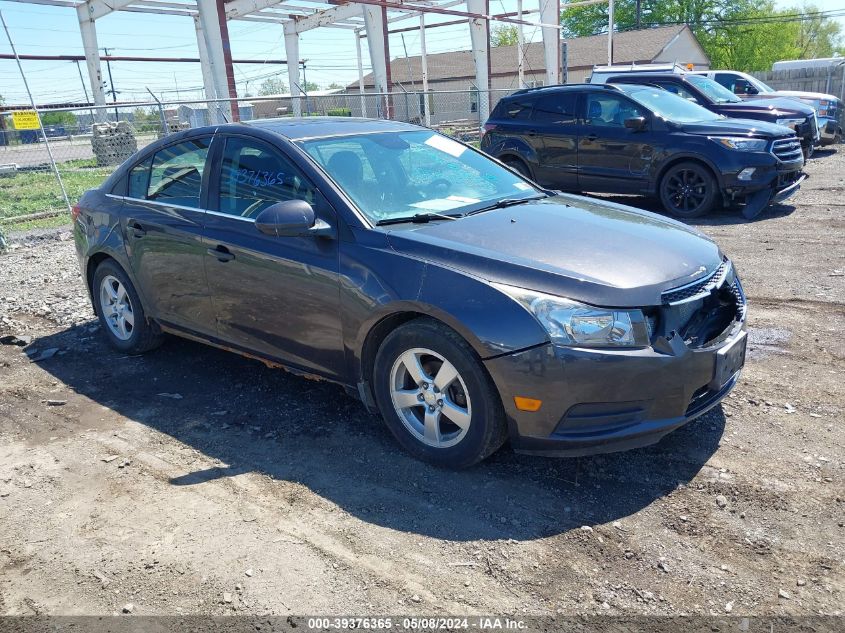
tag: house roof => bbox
[348,25,704,89]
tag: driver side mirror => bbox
[255,200,333,238]
[624,116,647,131]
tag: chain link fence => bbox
[0,88,515,233]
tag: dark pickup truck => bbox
[599,73,820,158]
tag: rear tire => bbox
[658,161,718,218]
[93,259,164,354]
[502,156,532,179]
[373,318,507,469]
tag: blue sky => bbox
[0,0,842,106]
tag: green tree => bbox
[790,2,843,58]
[559,0,840,71]
[327,82,345,90]
[258,77,289,95]
[40,111,77,127]
[492,25,519,47]
[302,80,320,92]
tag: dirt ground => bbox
[0,149,842,620]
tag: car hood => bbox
[384,194,723,307]
[742,97,815,115]
[764,90,839,104]
[681,117,793,138]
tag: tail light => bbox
[482,123,497,134]
[71,204,81,221]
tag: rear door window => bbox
[127,156,153,198]
[146,138,211,208]
[499,98,534,120]
[532,93,577,124]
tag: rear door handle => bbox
[526,129,538,136]
[207,245,235,262]
[585,133,598,142]
[128,221,146,238]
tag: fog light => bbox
[738,168,756,181]
[514,397,542,412]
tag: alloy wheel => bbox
[388,347,472,448]
[665,168,708,214]
[99,274,135,341]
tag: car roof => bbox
[607,72,691,81]
[243,116,422,140]
[506,83,619,98]
[167,117,424,144]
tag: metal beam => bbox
[467,0,489,124]
[194,15,217,101]
[283,22,302,116]
[287,2,363,33]
[75,4,106,121]
[78,0,136,21]
[196,0,232,122]
[539,0,560,85]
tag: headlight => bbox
[710,136,768,152]
[493,283,650,348]
[775,118,804,128]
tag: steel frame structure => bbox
[4,0,612,124]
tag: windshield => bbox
[686,75,741,104]
[299,130,539,224]
[620,86,723,123]
[746,74,775,93]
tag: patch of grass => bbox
[0,163,112,220]
[4,214,71,232]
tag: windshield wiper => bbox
[465,193,549,217]
[375,212,460,226]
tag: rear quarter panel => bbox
[73,188,140,307]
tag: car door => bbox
[121,136,216,335]
[202,134,344,377]
[530,92,579,190]
[577,92,654,194]
[490,96,545,171]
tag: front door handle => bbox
[526,129,538,136]
[207,245,235,262]
[585,133,598,142]
[128,222,146,238]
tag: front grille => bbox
[659,260,745,349]
[661,259,730,305]
[772,138,803,162]
[728,277,747,320]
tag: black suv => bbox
[481,84,806,219]
[601,72,819,157]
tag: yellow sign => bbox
[12,110,40,130]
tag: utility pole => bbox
[400,33,415,91]
[636,0,642,29]
[301,60,308,114]
[102,47,119,121]
[74,59,95,127]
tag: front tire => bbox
[372,319,507,468]
[659,161,718,218]
[93,259,164,354]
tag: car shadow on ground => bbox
[33,323,726,542]
[586,193,798,226]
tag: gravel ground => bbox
[0,150,842,619]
